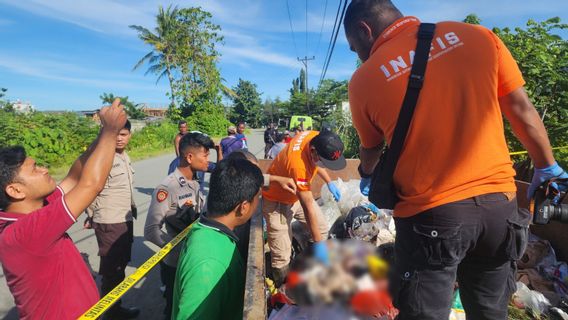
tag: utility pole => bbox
[298,56,315,115]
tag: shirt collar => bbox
[370,16,421,55]
[0,211,23,222]
[198,214,239,243]
[173,168,198,189]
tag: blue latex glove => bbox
[528,162,568,200]
[313,241,329,265]
[360,177,371,196]
[364,202,380,214]
[327,182,341,202]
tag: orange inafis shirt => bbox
[349,17,524,217]
[263,131,319,204]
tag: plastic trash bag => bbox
[449,309,466,320]
[512,281,550,317]
[320,178,368,215]
[321,201,342,228]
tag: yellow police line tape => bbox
[79,223,194,319]
[509,145,568,156]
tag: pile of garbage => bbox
[320,179,395,246]
[268,179,568,319]
[511,234,568,319]
[268,240,397,320]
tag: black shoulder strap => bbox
[378,23,436,186]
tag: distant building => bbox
[77,110,101,123]
[12,100,34,114]
[141,105,167,118]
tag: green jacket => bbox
[172,216,245,320]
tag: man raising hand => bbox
[0,99,127,320]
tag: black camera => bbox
[531,178,568,225]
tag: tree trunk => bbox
[166,59,176,108]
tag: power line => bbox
[305,0,309,57]
[319,0,348,86]
[315,0,329,56]
[319,0,343,85]
[286,0,299,58]
[320,0,341,82]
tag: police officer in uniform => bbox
[85,120,140,319]
[144,132,213,320]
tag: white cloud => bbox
[221,46,300,69]
[2,0,152,35]
[0,53,167,92]
[1,0,266,35]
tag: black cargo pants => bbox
[390,193,530,320]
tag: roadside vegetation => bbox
[0,109,178,178]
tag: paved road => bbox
[0,129,267,319]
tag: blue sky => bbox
[0,0,566,110]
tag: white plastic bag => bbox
[320,202,342,232]
[320,179,368,215]
[512,281,550,317]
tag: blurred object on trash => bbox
[276,240,397,319]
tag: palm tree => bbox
[130,5,179,107]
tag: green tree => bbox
[289,69,306,96]
[130,5,180,108]
[312,79,348,122]
[231,78,263,127]
[262,98,285,125]
[0,88,14,112]
[187,102,231,136]
[99,93,146,120]
[171,7,224,117]
[493,17,568,165]
[463,14,482,25]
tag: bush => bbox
[187,102,231,137]
[0,110,180,172]
[323,109,360,158]
[0,110,98,168]
[128,121,178,152]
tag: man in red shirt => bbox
[0,99,127,319]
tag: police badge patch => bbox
[156,189,168,203]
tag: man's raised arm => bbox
[63,99,127,218]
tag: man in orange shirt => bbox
[262,130,346,286]
[344,1,566,319]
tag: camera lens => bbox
[550,204,568,223]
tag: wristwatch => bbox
[358,164,373,179]
[263,174,271,187]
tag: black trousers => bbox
[264,143,274,159]
[94,221,134,305]
[391,193,530,320]
[160,263,177,320]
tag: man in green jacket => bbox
[172,158,263,320]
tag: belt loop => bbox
[473,196,481,206]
